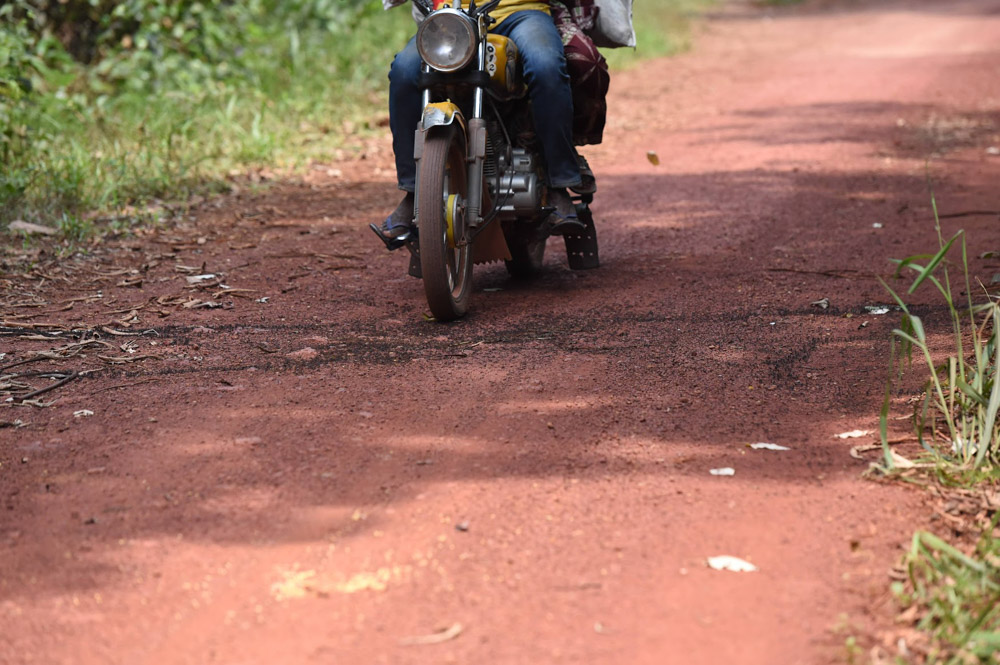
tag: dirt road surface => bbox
[3,0,1000,662]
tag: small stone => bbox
[286,347,319,361]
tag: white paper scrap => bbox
[710,468,735,476]
[707,556,758,572]
[749,443,791,451]
[835,430,871,439]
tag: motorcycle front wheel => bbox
[418,124,472,321]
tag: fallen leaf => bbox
[646,150,660,166]
[73,410,94,418]
[334,566,410,593]
[890,450,916,468]
[271,569,317,601]
[400,623,464,646]
[8,221,57,236]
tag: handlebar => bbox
[411,0,501,20]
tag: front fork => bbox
[413,42,490,244]
[465,40,489,230]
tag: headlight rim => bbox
[416,9,478,74]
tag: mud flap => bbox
[563,203,599,270]
[406,240,422,279]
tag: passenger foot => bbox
[546,188,587,236]
[369,192,415,250]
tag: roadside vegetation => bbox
[1,0,714,241]
[1,0,414,235]
[876,198,1000,663]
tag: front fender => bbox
[420,102,465,132]
[414,102,467,163]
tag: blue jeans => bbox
[389,10,581,192]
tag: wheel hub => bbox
[445,194,465,249]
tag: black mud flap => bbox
[406,240,422,279]
[563,202,599,270]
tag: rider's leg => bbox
[494,11,585,234]
[493,10,581,192]
[383,36,422,237]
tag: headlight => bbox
[416,10,477,73]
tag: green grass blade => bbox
[892,254,934,278]
[956,377,987,407]
[973,307,1000,465]
[908,231,962,294]
[917,532,987,572]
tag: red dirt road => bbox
[3,1,1000,663]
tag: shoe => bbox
[569,152,597,195]
[547,188,587,236]
[369,192,415,250]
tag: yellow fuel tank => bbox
[485,34,525,100]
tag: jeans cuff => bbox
[550,177,583,190]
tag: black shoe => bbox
[369,221,414,250]
[547,188,587,236]
[569,152,597,195]
[370,192,415,250]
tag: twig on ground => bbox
[16,371,79,402]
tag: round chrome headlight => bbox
[416,10,477,73]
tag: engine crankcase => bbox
[490,148,541,220]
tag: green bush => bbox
[0,0,413,229]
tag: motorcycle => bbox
[370,0,600,322]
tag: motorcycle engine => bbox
[489,147,541,220]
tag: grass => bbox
[879,198,1000,472]
[875,195,1000,663]
[2,2,415,234]
[1,0,722,243]
[893,527,1000,663]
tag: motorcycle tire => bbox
[418,124,472,322]
[504,228,546,279]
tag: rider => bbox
[378,0,588,241]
